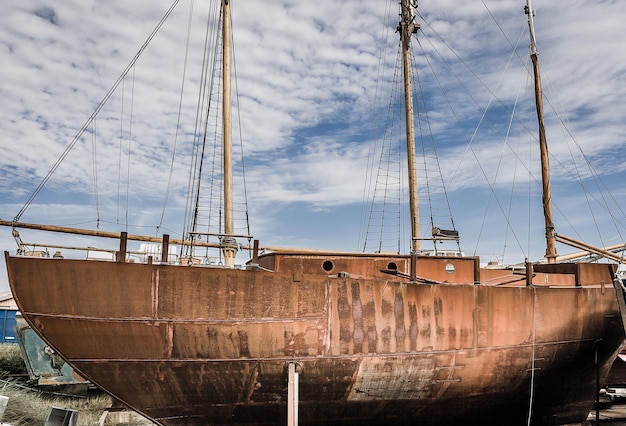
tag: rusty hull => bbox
[5,251,626,425]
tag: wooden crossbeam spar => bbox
[556,242,626,262]
[555,234,624,263]
[18,242,147,254]
[0,220,358,255]
[189,231,253,239]
[0,220,221,249]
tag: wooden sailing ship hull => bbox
[5,250,625,425]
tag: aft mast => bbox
[525,0,557,263]
[399,0,421,253]
[221,0,237,266]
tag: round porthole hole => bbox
[322,260,334,272]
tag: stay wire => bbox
[182,0,220,253]
[159,0,197,232]
[117,79,125,224]
[415,14,532,257]
[123,66,136,231]
[359,0,395,252]
[13,0,183,223]
[230,1,252,240]
[91,117,100,228]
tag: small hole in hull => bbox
[323,260,334,271]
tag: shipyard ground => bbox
[587,394,626,425]
[100,395,626,425]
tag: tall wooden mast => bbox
[221,0,237,266]
[525,0,557,263]
[399,0,421,253]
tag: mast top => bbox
[399,0,420,41]
[525,0,538,56]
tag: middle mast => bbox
[398,0,421,252]
[221,0,237,266]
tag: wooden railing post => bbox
[117,232,128,263]
[252,239,259,264]
[526,260,533,287]
[161,234,170,263]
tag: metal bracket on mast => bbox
[524,2,538,56]
[220,236,238,267]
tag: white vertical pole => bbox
[287,362,299,426]
[0,395,8,421]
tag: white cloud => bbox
[1,0,626,290]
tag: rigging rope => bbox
[358,0,396,252]
[231,15,253,243]
[159,0,197,233]
[363,45,403,254]
[13,0,182,223]
[363,0,462,255]
[91,117,100,228]
[180,0,251,261]
[542,75,626,245]
[360,1,626,262]
[117,78,125,225]
[413,17,529,258]
[183,0,221,253]
[486,0,626,256]
[409,36,460,254]
[124,66,136,231]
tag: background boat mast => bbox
[525,0,557,263]
[222,0,237,266]
[399,0,421,253]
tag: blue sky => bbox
[1,0,626,291]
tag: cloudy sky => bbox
[1,0,625,291]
